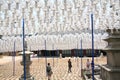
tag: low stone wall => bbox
[100,65,120,80]
[82,68,92,80]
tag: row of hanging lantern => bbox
[0,0,119,35]
[0,0,119,52]
[0,33,107,52]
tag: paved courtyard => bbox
[0,56,106,80]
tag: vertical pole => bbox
[91,14,94,80]
[80,39,83,77]
[12,40,16,76]
[22,18,26,80]
[56,48,58,65]
[52,44,54,67]
[45,40,47,76]
[38,49,39,63]
[77,39,79,67]
[57,49,58,63]
[45,40,47,65]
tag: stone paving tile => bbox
[0,56,106,80]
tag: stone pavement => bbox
[0,56,106,80]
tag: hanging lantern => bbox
[8,3,11,10]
